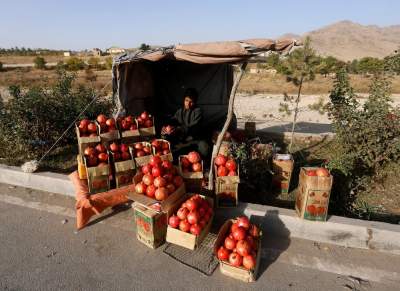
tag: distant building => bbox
[63,51,71,57]
[106,47,126,55]
[92,48,102,57]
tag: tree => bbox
[384,50,400,74]
[357,57,384,74]
[0,61,3,71]
[278,37,320,152]
[34,56,46,69]
[88,57,100,69]
[139,43,151,51]
[65,57,85,71]
[318,56,341,77]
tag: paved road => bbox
[0,184,399,291]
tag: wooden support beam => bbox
[208,62,248,190]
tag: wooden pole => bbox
[208,62,248,190]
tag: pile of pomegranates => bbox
[78,119,98,137]
[151,139,171,156]
[214,154,238,177]
[305,167,330,177]
[135,156,184,201]
[96,114,117,134]
[117,115,138,132]
[83,144,109,168]
[180,151,202,173]
[216,216,260,271]
[109,142,131,162]
[168,194,213,236]
[136,111,153,129]
[131,142,152,158]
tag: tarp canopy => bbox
[112,38,298,134]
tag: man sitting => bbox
[161,88,209,159]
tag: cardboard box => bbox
[215,182,239,208]
[151,139,173,162]
[271,154,294,195]
[138,116,156,137]
[133,203,168,249]
[214,219,262,282]
[97,120,121,147]
[110,151,136,188]
[119,118,140,144]
[128,171,186,216]
[77,155,87,180]
[129,142,153,167]
[84,156,111,194]
[178,155,204,193]
[166,194,214,250]
[295,167,333,221]
[75,122,100,155]
[215,165,240,184]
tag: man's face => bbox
[184,96,194,110]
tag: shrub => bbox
[326,69,400,213]
[65,57,86,71]
[0,61,3,71]
[88,57,100,69]
[0,69,112,165]
[34,56,46,69]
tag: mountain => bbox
[284,21,400,61]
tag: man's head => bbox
[183,88,198,110]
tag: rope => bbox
[36,81,112,165]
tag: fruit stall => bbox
[69,38,334,282]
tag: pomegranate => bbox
[217,166,228,177]
[306,169,317,176]
[187,211,200,225]
[224,236,236,250]
[217,246,230,261]
[228,253,243,267]
[98,153,108,162]
[232,227,247,241]
[86,155,98,167]
[134,143,143,150]
[110,143,119,152]
[136,150,146,157]
[162,149,170,155]
[161,160,173,170]
[142,174,154,186]
[153,177,167,188]
[113,152,121,161]
[95,144,106,153]
[177,207,189,220]
[87,123,97,133]
[165,183,176,194]
[151,166,163,177]
[225,159,237,171]
[146,185,156,198]
[140,111,149,120]
[187,151,201,163]
[190,224,202,236]
[120,144,129,152]
[143,146,151,154]
[121,151,130,161]
[150,156,162,167]
[186,199,198,211]
[96,114,107,124]
[228,171,236,176]
[105,118,115,127]
[142,164,152,174]
[237,216,250,230]
[180,157,191,168]
[214,154,227,166]
[135,182,147,194]
[155,187,168,201]
[168,215,180,228]
[236,240,251,256]
[316,167,330,177]
[192,162,202,172]
[130,124,137,131]
[179,220,191,233]
[84,147,96,156]
[163,173,173,182]
[242,255,256,270]
[144,119,153,128]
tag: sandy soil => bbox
[234,93,400,134]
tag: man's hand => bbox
[161,125,175,135]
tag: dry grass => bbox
[0,55,110,64]
[238,73,400,95]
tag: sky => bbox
[1,0,399,50]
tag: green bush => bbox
[0,69,112,165]
[34,56,46,69]
[326,69,400,213]
[65,57,86,71]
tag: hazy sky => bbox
[1,0,398,50]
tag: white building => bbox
[106,47,126,55]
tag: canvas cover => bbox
[112,38,298,132]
